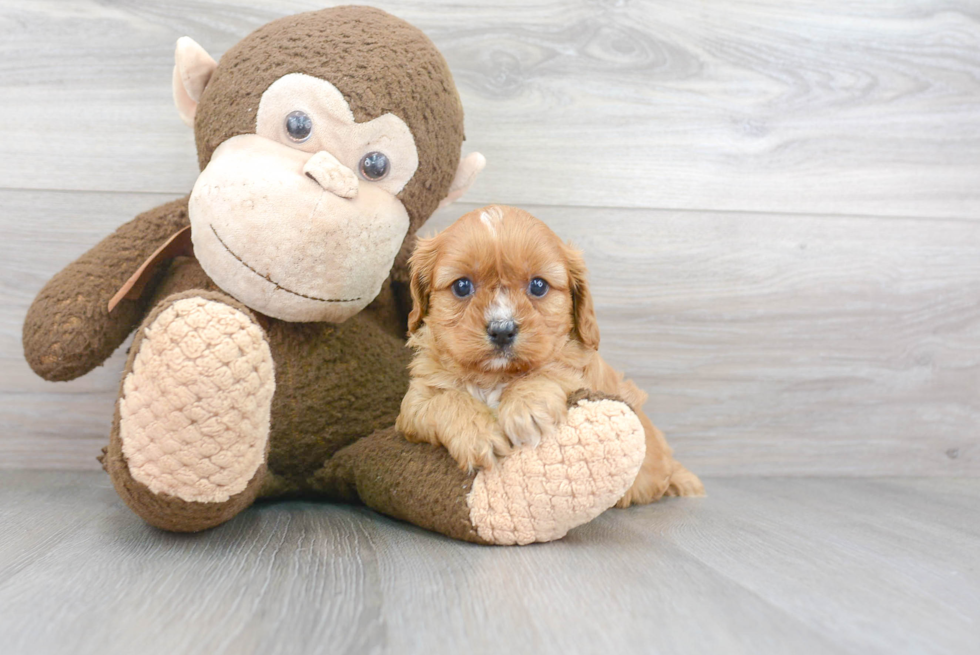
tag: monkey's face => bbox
[189,74,421,323]
[174,7,484,322]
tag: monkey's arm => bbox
[23,196,191,381]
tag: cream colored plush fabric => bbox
[172,37,217,127]
[189,134,411,323]
[119,297,275,503]
[467,398,646,545]
[437,152,486,209]
[255,74,420,196]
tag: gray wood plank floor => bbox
[1,471,977,655]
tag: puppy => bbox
[396,205,704,506]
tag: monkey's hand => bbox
[23,197,190,382]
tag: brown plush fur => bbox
[143,257,414,492]
[22,7,469,532]
[101,289,269,533]
[398,206,705,504]
[194,5,464,285]
[24,6,464,385]
[23,197,191,382]
[22,7,668,540]
[311,426,489,544]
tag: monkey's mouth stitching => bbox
[210,224,361,303]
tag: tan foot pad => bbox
[119,297,275,503]
[467,398,646,545]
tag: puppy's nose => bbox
[303,151,359,199]
[487,320,518,348]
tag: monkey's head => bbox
[172,6,483,323]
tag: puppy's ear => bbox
[407,235,439,333]
[565,244,600,350]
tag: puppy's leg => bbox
[616,412,673,507]
[497,374,570,449]
[616,410,704,507]
[665,464,705,497]
[397,380,511,471]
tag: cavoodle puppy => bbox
[396,205,704,506]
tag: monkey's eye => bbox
[359,152,390,180]
[451,278,474,299]
[285,111,313,142]
[528,278,549,298]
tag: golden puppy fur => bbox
[396,205,704,506]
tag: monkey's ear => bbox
[172,37,218,127]
[407,235,440,333]
[437,152,486,209]
[565,244,600,350]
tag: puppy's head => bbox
[408,205,599,374]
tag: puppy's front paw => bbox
[446,421,512,472]
[498,393,567,449]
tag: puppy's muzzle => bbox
[487,320,518,348]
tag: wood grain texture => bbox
[431,204,980,476]
[2,0,979,475]
[0,0,978,217]
[1,190,180,468]
[3,194,978,474]
[0,472,977,655]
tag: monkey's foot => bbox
[466,392,646,545]
[105,292,275,532]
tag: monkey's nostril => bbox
[487,320,518,347]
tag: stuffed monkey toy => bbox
[23,6,646,545]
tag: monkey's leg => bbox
[101,290,274,532]
[310,391,646,545]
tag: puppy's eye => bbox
[451,278,474,299]
[285,111,313,142]
[359,151,390,180]
[528,277,549,298]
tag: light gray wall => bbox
[1,0,977,474]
